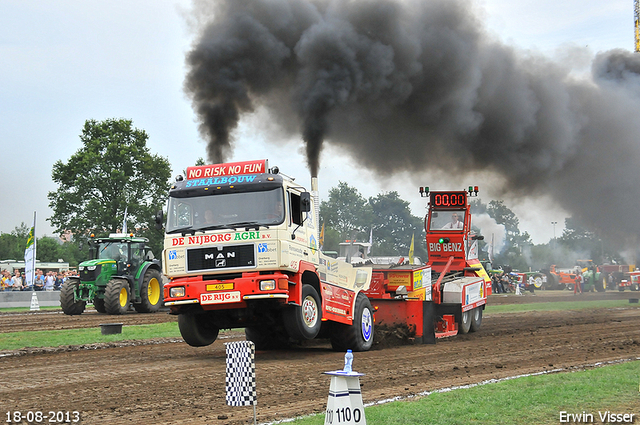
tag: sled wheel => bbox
[283,284,322,340]
[134,268,163,313]
[93,297,106,313]
[178,313,219,347]
[458,308,472,334]
[60,278,86,315]
[470,307,483,332]
[330,293,374,352]
[104,279,130,315]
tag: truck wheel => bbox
[470,307,483,332]
[60,279,86,315]
[283,284,322,340]
[133,268,163,313]
[93,297,106,313]
[104,279,130,315]
[458,309,472,334]
[330,293,374,352]
[179,313,219,347]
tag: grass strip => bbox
[289,361,640,425]
[0,322,181,351]
[485,299,639,314]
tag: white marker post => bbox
[324,351,366,425]
[225,341,257,425]
[29,291,40,311]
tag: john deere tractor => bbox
[60,234,164,315]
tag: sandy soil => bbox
[1,290,640,424]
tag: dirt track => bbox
[1,291,640,424]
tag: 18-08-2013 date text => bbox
[6,411,80,423]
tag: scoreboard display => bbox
[430,191,467,208]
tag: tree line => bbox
[0,118,629,271]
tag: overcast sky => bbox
[0,0,631,244]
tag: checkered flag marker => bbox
[225,341,257,407]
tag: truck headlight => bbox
[260,280,276,291]
[170,287,186,298]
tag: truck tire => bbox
[330,293,374,352]
[458,309,472,334]
[133,268,163,313]
[283,284,322,340]
[60,279,86,315]
[93,297,106,313]
[179,313,219,347]
[469,307,483,332]
[104,279,130,315]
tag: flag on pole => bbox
[319,222,325,250]
[24,212,36,289]
[367,228,373,254]
[408,233,415,264]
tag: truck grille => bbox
[187,244,255,272]
[79,265,101,282]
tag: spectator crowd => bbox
[0,269,78,291]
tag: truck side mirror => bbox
[154,210,164,230]
[300,192,311,213]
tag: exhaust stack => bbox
[311,176,320,237]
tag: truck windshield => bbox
[429,210,465,231]
[166,187,285,233]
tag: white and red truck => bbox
[160,159,490,350]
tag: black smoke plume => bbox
[184,0,640,244]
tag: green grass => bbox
[0,305,61,312]
[0,322,181,351]
[288,361,640,425]
[485,299,639,314]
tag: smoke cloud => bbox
[184,0,640,244]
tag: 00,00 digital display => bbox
[430,192,466,208]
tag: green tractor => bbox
[60,234,164,315]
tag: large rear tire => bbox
[133,268,163,313]
[283,284,322,340]
[330,293,374,352]
[93,297,106,313]
[60,279,86,315]
[104,279,130,315]
[458,309,472,334]
[470,307,483,332]
[179,313,219,347]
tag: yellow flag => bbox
[319,222,325,250]
[408,233,415,264]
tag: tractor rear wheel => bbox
[104,279,130,315]
[133,268,163,313]
[470,307,483,332]
[283,284,322,340]
[93,297,106,313]
[458,309,472,334]
[178,313,219,347]
[330,293,374,352]
[60,279,86,315]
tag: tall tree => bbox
[320,182,372,246]
[369,191,426,260]
[48,119,171,255]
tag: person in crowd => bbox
[44,271,55,291]
[2,270,14,291]
[34,270,45,291]
[54,272,64,290]
[11,270,23,291]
